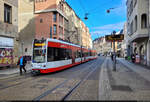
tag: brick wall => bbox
[35,13,53,39]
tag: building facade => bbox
[18,0,35,56]
[63,2,81,45]
[34,0,92,48]
[121,22,128,58]
[34,0,67,40]
[93,37,111,55]
[0,0,18,67]
[126,0,150,66]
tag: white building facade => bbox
[126,0,150,66]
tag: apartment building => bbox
[121,22,128,57]
[64,2,92,48]
[34,0,67,40]
[93,37,111,55]
[126,0,150,66]
[0,0,18,67]
[63,2,81,45]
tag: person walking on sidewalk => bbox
[111,53,114,61]
[17,56,27,75]
[131,54,135,63]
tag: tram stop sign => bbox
[105,34,124,42]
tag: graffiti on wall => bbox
[0,48,13,66]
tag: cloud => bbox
[90,21,125,39]
[91,30,111,35]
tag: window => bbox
[50,27,52,38]
[131,21,133,34]
[25,48,28,52]
[134,16,137,32]
[4,4,12,23]
[141,14,147,28]
[53,25,57,35]
[47,47,72,62]
[53,12,57,22]
[40,18,43,23]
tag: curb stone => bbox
[99,58,111,100]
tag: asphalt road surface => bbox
[0,56,105,101]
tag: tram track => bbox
[0,59,97,91]
[61,58,105,100]
[33,57,105,101]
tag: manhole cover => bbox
[111,85,133,92]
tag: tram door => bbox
[72,51,75,64]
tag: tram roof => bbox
[47,38,81,48]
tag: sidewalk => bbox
[99,57,150,100]
[0,62,32,79]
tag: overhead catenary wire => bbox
[77,0,118,40]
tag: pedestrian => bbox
[131,54,135,63]
[111,53,114,61]
[17,56,27,75]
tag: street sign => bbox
[105,34,124,42]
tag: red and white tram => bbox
[31,38,97,74]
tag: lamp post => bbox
[112,31,116,71]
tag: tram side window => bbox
[90,51,92,56]
[74,51,78,58]
[58,48,66,60]
[48,47,73,62]
[78,51,81,57]
[66,49,72,59]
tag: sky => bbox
[65,0,127,40]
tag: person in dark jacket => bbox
[17,56,27,75]
[131,54,135,63]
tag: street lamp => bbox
[84,13,89,20]
[106,8,117,71]
[106,8,115,13]
[112,30,116,71]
